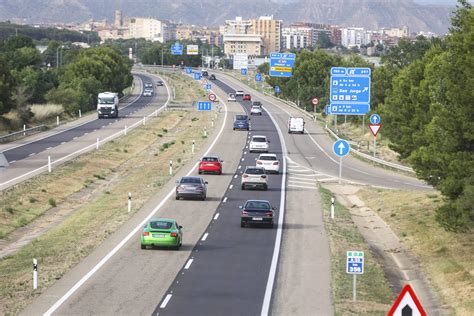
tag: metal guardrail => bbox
[0,125,48,143]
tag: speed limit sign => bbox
[312,97,320,106]
[208,93,217,102]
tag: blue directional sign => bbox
[333,139,350,157]
[270,52,296,77]
[204,83,211,91]
[275,85,281,94]
[171,42,183,55]
[255,73,262,82]
[197,101,212,111]
[186,67,193,74]
[328,104,370,115]
[241,68,248,75]
[370,114,381,124]
[346,251,364,274]
[330,67,371,115]
[194,72,202,80]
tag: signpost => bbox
[346,251,364,301]
[269,52,296,77]
[333,139,350,184]
[241,67,248,76]
[186,44,199,55]
[208,93,217,102]
[275,85,281,94]
[368,113,382,157]
[255,73,262,82]
[197,101,212,111]
[186,67,193,74]
[171,42,183,55]
[194,72,202,80]
[312,97,320,112]
[204,83,211,91]
[388,284,426,316]
[330,67,371,115]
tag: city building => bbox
[341,27,371,48]
[381,26,409,38]
[223,33,262,57]
[250,16,282,55]
[281,27,310,50]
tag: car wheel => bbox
[263,184,268,191]
[175,195,180,200]
[260,113,262,115]
[241,222,245,228]
[198,170,202,174]
[141,244,146,249]
[201,195,206,201]
[241,184,245,190]
[269,222,274,229]
[233,128,235,130]
[218,170,222,175]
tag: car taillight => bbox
[242,174,248,178]
[261,175,267,179]
[256,161,262,165]
[241,211,248,215]
[266,212,274,216]
[170,232,178,237]
[143,232,149,236]
[273,162,279,165]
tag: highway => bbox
[21,69,431,316]
[0,73,167,190]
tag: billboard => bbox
[187,45,199,55]
[233,53,248,70]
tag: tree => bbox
[316,32,333,49]
[11,86,33,123]
[0,54,14,114]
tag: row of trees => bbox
[0,34,132,125]
[259,1,473,231]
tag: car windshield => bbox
[202,157,218,162]
[244,201,271,210]
[180,177,202,184]
[245,168,264,174]
[259,156,277,161]
[253,102,262,105]
[252,137,266,142]
[98,97,115,104]
[235,115,248,121]
[150,221,173,229]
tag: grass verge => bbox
[320,186,394,315]
[357,188,474,315]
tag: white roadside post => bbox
[192,140,195,154]
[204,127,207,137]
[128,192,132,213]
[333,139,350,184]
[169,160,173,175]
[48,156,51,173]
[33,259,38,290]
[56,116,59,126]
[79,109,82,118]
[143,116,146,126]
[23,124,26,136]
[331,197,335,219]
[96,138,100,150]
[211,118,214,127]
[124,125,127,135]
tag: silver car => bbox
[176,176,208,200]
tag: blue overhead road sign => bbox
[197,101,212,111]
[370,114,381,124]
[330,67,371,115]
[270,53,296,77]
[255,73,262,82]
[333,139,350,157]
[171,42,183,55]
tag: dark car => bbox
[240,200,275,228]
[156,80,164,86]
[233,114,250,131]
[202,71,209,77]
[209,74,216,80]
[175,176,208,200]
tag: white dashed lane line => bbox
[184,259,194,270]
[229,185,233,190]
[213,213,220,220]
[234,174,238,179]
[29,153,36,157]
[160,294,172,309]
[201,233,209,241]
[223,197,228,203]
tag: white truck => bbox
[288,117,305,134]
[97,92,119,119]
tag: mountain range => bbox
[0,0,456,34]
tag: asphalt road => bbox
[0,73,168,190]
[155,79,284,316]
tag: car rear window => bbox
[252,137,266,142]
[180,177,201,184]
[253,101,262,106]
[259,156,277,160]
[235,115,248,121]
[202,157,218,162]
[245,168,264,174]
[245,201,271,210]
[150,221,173,229]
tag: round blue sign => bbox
[369,114,381,125]
[333,139,350,157]
[255,73,262,82]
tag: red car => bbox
[198,156,223,175]
[243,94,252,101]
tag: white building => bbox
[341,27,371,48]
[223,33,262,57]
[282,27,310,50]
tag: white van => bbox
[288,117,305,134]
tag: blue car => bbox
[233,114,250,131]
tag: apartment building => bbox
[251,16,282,55]
[223,33,262,57]
[281,27,310,50]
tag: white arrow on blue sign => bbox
[369,114,380,124]
[241,68,248,75]
[333,139,350,157]
[275,86,281,93]
[194,73,202,80]
[186,67,193,74]
[197,101,212,111]
[255,73,262,82]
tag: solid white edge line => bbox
[160,294,172,309]
[260,103,287,316]
[287,184,317,189]
[213,213,220,220]
[201,233,209,241]
[43,79,229,316]
[184,259,194,270]
[234,175,238,178]
[288,179,317,185]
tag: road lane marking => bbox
[29,153,36,157]
[214,213,220,220]
[241,158,244,161]
[229,185,233,189]
[201,233,209,241]
[318,178,339,182]
[73,137,78,140]
[288,184,317,189]
[238,165,241,169]
[234,174,238,178]
[160,294,172,309]
[288,179,316,185]
[10,160,16,164]
[61,142,66,145]
[46,147,52,150]
[184,259,194,270]
[244,151,247,155]
[84,132,88,135]
[223,197,228,203]
[42,77,229,316]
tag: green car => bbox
[140,218,183,250]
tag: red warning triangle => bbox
[368,123,381,137]
[388,284,426,316]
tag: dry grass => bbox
[0,108,216,314]
[357,188,474,315]
[30,104,64,123]
[153,70,208,103]
[320,187,394,315]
